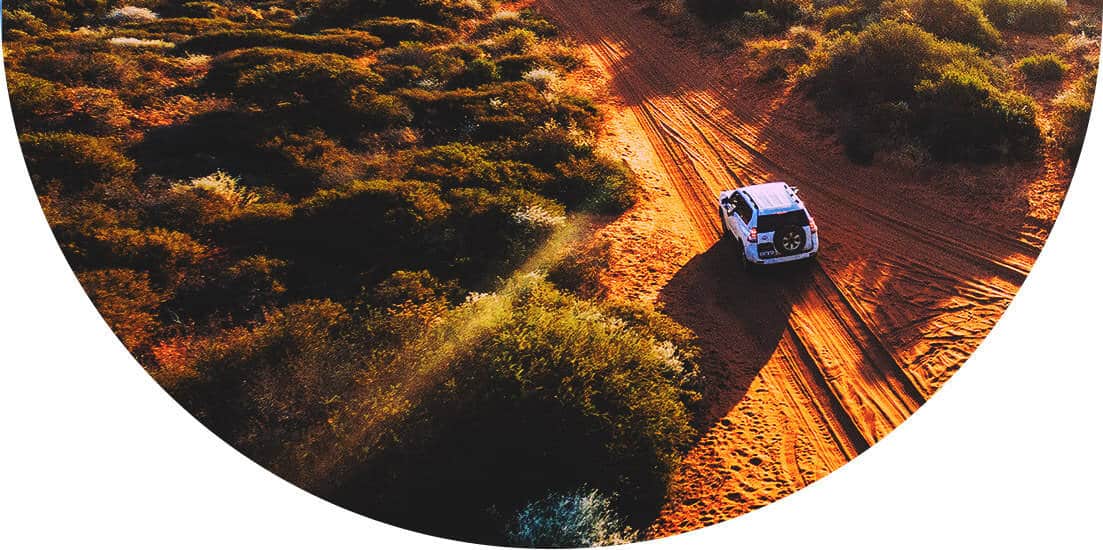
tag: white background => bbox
[1,50,1100,549]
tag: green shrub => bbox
[398,82,566,141]
[820,4,865,32]
[804,21,957,105]
[548,238,613,299]
[1016,53,1068,80]
[980,0,1067,33]
[77,268,165,351]
[6,71,68,126]
[1053,68,1096,159]
[552,156,639,214]
[687,0,804,23]
[483,28,539,56]
[6,0,111,27]
[454,56,501,87]
[507,489,638,547]
[377,41,469,85]
[204,48,383,110]
[3,9,49,40]
[4,0,72,28]
[510,123,596,169]
[19,47,136,89]
[121,16,240,36]
[166,299,364,457]
[495,53,544,79]
[289,179,454,281]
[353,16,455,44]
[402,143,552,192]
[913,69,1040,160]
[167,254,288,323]
[336,278,699,541]
[89,226,208,282]
[444,187,567,280]
[180,29,383,55]
[19,132,136,193]
[62,86,131,135]
[886,0,1003,49]
[739,9,786,35]
[802,20,1038,162]
[309,0,488,27]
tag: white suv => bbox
[718,182,819,269]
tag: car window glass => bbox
[736,196,752,224]
[757,210,810,232]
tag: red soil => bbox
[519,0,1081,537]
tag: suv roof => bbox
[738,182,802,215]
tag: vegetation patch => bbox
[980,0,1068,34]
[1016,52,1069,80]
[2,1,691,544]
[801,21,1040,162]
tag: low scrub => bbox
[180,29,383,55]
[912,69,1040,161]
[884,0,1003,50]
[1052,68,1097,159]
[686,0,804,26]
[203,47,384,113]
[352,16,455,44]
[802,21,1040,162]
[507,489,639,547]
[19,132,136,193]
[980,0,1067,34]
[6,1,698,544]
[1016,53,1068,80]
[327,278,700,541]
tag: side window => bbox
[735,195,753,224]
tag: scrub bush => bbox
[1052,68,1097,159]
[803,21,1040,161]
[19,132,136,193]
[912,69,1040,161]
[180,29,383,55]
[884,0,1003,50]
[6,72,68,127]
[77,268,165,351]
[686,0,804,25]
[204,48,383,110]
[333,278,699,542]
[507,489,639,548]
[980,0,1067,34]
[353,16,455,44]
[1016,53,1068,80]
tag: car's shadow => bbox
[659,238,810,430]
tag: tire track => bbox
[528,0,1049,535]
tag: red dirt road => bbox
[524,0,1071,537]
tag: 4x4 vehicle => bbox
[718,182,819,270]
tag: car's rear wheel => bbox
[736,240,752,272]
[776,226,806,256]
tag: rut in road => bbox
[528,0,1049,536]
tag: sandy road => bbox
[526,0,1061,536]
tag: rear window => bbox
[757,210,809,232]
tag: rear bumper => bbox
[748,241,819,265]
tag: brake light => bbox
[748,227,758,242]
[809,217,818,234]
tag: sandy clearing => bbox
[521,0,1075,537]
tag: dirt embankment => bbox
[518,0,1077,538]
